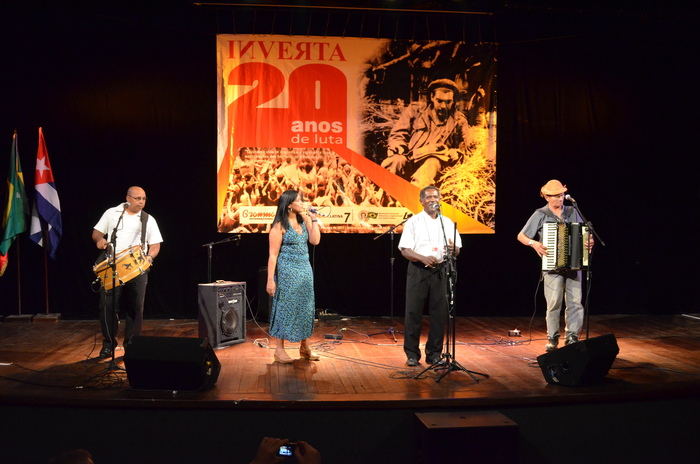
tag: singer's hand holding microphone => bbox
[306,207,329,217]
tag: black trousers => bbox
[403,262,448,360]
[99,272,148,350]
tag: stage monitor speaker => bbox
[124,336,221,391]
[537,333,619,386]
[198,281,246,348]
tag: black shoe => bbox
[406,358,418,367]
[98,347,113,359]
[426,355,442,365]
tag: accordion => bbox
[541,222,590,271]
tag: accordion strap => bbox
[536,206,561,222]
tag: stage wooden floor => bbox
[1,313,699,410]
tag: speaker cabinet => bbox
[537,333,619,386]
[124,336,221,391]
[198,281,246,348]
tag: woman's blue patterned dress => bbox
[269,222,315,342]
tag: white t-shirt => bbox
[94,205,163,254]
[398,210,462,262]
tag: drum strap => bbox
[140,210,149,249]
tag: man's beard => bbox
[436,107,452,121]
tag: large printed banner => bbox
[217,35,496,233]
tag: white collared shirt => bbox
[398,210,462,261]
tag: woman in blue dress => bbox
[266,190,322,363]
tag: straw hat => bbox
[540,179,567,197]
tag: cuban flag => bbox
[29,128,62,259]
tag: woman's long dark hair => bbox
[272,189,303,231]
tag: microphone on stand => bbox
[113,202,130,244]
[307,207,329,217]
[224,234,241,245]
[564,194,577,203]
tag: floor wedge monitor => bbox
[537,333,619,386]
[124,336,221,391]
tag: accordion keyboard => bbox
[541,223,559,271]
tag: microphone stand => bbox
[369,216,411,342]
[568,198,605,340]
[202,235,241,283]
[89,205,129,382]
[415,207,488,383]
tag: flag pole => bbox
[43,243,49,315]
[3,130,32,322]
[15,240,22,315]
[33,186,61,322]
[5,240,33,322]
[29,127,62,322]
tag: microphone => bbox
[564,194,576,203]
[307,207,329,217]
[432,202,441,210]
[118,202,130,219]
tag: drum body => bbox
[93,245,151,290]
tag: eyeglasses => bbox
[128,195,147,201]
[545,194,564,198]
